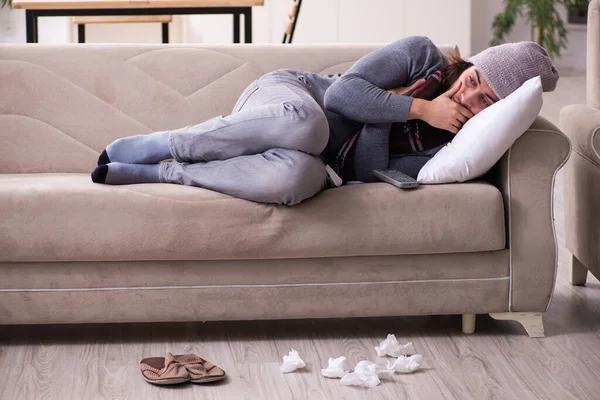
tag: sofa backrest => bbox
[0,43,458,174]
[589,0,600,109]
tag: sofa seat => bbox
[0,173,506,262]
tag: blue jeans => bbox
[158,69,330,206]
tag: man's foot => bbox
[102,131,171,164]
[91,162,161,185]
[91,165,108,182]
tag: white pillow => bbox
[417,76,543,184]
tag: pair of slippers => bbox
[140,352,226,385]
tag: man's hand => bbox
[420,82,474,134]
[387,78,426,96]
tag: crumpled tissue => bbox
[339,360,392,387]
[387,354,423,374]
[355,360,394,378]
[340,372,380,388]
[375,334,417,357]
[321,356,350,378]
[280,349,306,373]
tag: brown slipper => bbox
[140,352,190,385]
[174,354,227,383]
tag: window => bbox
[568,0,590,24]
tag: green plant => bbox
[1,0,12,9]
[491,0,590,58]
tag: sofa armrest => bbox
[560,104,600,276]
[559,104,600,166]
[588,0,600,109]
[489,116,571,312]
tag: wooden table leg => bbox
[233,12,240,43]
[77,24,85,43]
[26,10,38,43]
[243,7,251,43]
[162,22,169,43]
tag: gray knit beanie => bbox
[469,41,559,99]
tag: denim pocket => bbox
[231,79,259,114]
[272,75,305,109]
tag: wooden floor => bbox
[1,70,599,400]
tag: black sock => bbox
[91,165,108,183]
[97,150,110,166]
[91,163,161,185]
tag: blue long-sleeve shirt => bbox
[303,36,449,182]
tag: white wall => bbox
[0,8,70,43]
[404,0,472,56]
[0,0,586,70]
[180,0,472,53]
[0,8,24,42]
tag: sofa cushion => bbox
[0,174,506,262]
[0,44,459,175]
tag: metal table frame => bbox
[25,6,252,43]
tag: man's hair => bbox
[439,55,473,90]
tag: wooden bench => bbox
[71,15,173,43]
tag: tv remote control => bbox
[373,169,420,189]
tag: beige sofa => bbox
[561,0,600,285]
[0,42,570,337]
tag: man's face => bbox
[449,66,499,115]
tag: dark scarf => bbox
[390,70,454,154]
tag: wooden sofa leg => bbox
[489,312,545,338]
[462,314,476,334]
[570,255,588,286]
